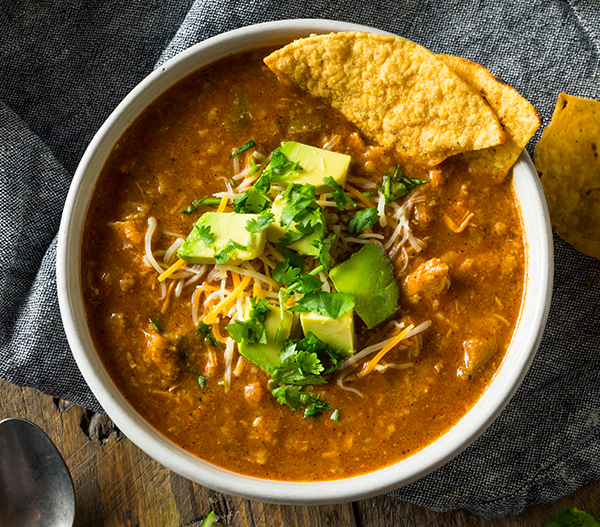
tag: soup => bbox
[81,47,525,481]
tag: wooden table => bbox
[1,380,598,527]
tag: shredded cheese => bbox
[346,184,376,208]
[203,275,252,325]
[358,324,415,378]
[217,196,229,213]
[158,258,185,282]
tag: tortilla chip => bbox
[438,54,542,182]
[264,32,505,167]
[534,93,600,260]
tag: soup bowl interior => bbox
[57,19,553,504]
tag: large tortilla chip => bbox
[439,55,542,182]
[534,93,600,260]
[264,32,505,167]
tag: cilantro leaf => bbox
[302,394,332,419]
[312,232,336,270]
[233,170,271,214]
[231,139,256,158]
[266,147,302,181]
[280,184,317,227]
[273,260,302,287]
[197,225,215,246]
[294,273,324,294]
[198,376,207,388]
[214,240,246,265]
[226,298,271,345]
[181,197,222,215]
[323,176,356,210]
[245,212,274,233]
[380,165,428,204]
[546,507,600,527]
[148,317,163,332]
[197,322,212,337]
[288,291,355,319]
[347,208,380,235]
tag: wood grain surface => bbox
[1,380,598,527]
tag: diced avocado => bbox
[238,303,295,375]
[266,196,324,256]
[329,243,399,329]
[274,141,351,192]
[300,310,355,357]
[177,212,266,265]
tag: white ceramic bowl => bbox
[57,19,553,504]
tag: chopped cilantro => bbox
[288,291,355,319]
[330,409,340,421]
[214,239,247,265]
[245,212,275,233]
[312,232,336,270]
[148,317,163,332]
[197,225,215,247]
[201,511,225,527]
[226,298,271,345]
[198,376,207,388]
[280,184,317,227]
[348,208,380,235]
[302,395,332,419]
[181,196,221,215]
[584,280,592,288]
[380,165,428,204]
[273,260,302,287]
[231,139,256,158]
[266,147,302,181]
[233,170,271,214]
[362,190,378,198]
[197,322,211,337]
[323,176,356,210]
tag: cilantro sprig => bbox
[231,139,256,158]
[380,165,428,204]
[227,297,271,345]
[324,176,356,210]
[245,212,274,233]
[181,196,221,215]
[348,208,379,235]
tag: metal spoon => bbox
[0,418,75,527]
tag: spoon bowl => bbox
[0,418,75,527]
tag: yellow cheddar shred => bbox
[217,196,229,213]
[358,324,415,378]
[204,275,252,325]
[158,258,185,282]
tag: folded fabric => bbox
[1,0,599,520]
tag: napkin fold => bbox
[1,0,599,520]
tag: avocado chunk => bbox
[300,310,355,357]
[177,212,266,265]
[329,243,399,328]
[271,141,351,192]
[266,195,324,256]
[238,303,295,375]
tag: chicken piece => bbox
[109,220,145,247]
[457,335,498,380]
[402,258,450,303]
[143,333,180,380]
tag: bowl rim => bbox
[57,18,554,504]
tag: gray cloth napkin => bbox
[1,0,599,520]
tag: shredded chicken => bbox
[403,258,450,303]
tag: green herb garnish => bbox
[380,165,428,204]
[181,197,221,215]
[226,298,271,345]
[231,139,256,158]
[245,212,275,233]
[323,176,356,210]
[197,225,215,246]
[348,208,380,235]
[288,291,355,319]
[148,317,163,332]
[198,376,207,388]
